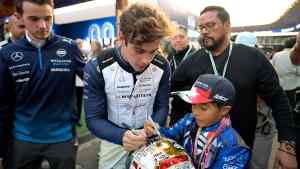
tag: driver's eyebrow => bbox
[134,46,158,54]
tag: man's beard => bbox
[199,35,225,51]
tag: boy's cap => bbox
[177,74,235,105]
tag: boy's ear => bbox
[221,105,232,116]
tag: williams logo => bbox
[213,94,229,102]
[56,49,67,57]
[10,52,24,62]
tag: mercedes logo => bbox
[10,52,24,62]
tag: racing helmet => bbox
[126,137,195,169]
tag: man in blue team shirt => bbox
[0,14,25,169]
[0,0,85,168]
[84,3,173,169]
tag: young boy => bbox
[145,74,251,169]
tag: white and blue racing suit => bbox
[84,48,170,169]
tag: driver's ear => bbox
[14,12,24,26]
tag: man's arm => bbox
[83,59,126,145]
[152,62,170,126]
[256,50,297,168]
[256,49,295,142]
[290,32,300,65]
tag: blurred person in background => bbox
[75,38,89,60]
[0,15,25,49]
[167,25,196,73]
[0,13,25,169]
[88,40,102,59]
[2,19,11,41]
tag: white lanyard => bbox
[208,43,232,77]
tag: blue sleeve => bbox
[152,62,171,126]
[83,59,126,145]
[160,114,193,140]
[0,51,15,158]
[211,146,251,169]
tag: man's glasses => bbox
[197,22,217,33]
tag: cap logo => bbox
[213,94,229,102]
[194,81,209,91]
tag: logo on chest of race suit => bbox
[56,48,67,57]
[50,49,71,72]
[151,66,158,72]
[10,52,24,62]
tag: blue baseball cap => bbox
[176,74,235,105]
